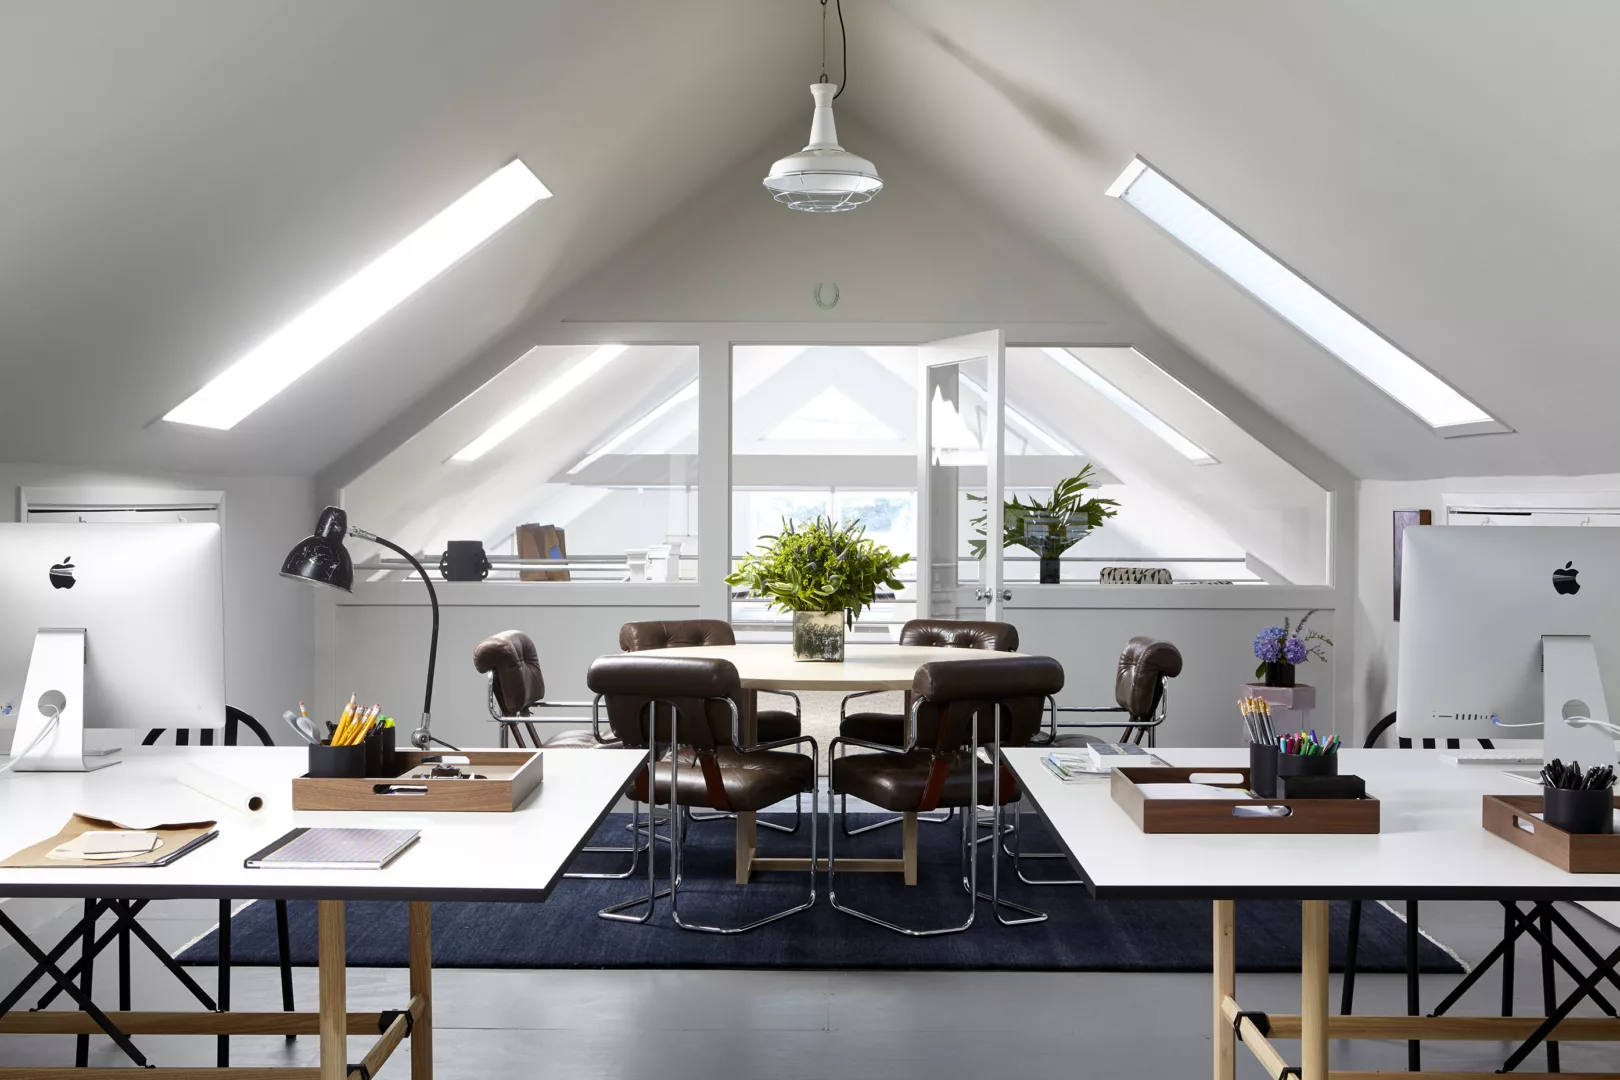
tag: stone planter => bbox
[792,610,845,662]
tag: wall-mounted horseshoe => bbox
[814,282,840,310]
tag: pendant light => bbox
[763,0,882,212]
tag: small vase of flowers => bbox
[1253,610,1332,688]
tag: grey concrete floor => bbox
[2,886,1618,1076]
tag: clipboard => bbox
[1,813,218,869]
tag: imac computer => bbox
[0,523,225,771]
[1397,526,1620,770]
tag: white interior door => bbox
[917,331,1006,622]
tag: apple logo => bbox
[1552,561,1580,596]
[48,556,75,590]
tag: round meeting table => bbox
[642,642,1027,884]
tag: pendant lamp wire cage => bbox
[763,0,881,212]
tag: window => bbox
[344,344,699,581]
[1106,158,1506,436]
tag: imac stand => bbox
[10,628,119,772]
[1542,635,1618,770]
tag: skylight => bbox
[1105,158,1505,436]
[1040,347,1217,465]
[568,379,699,475]
[452,343,628,462]
[165,160,551,430]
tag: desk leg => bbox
[409,900,433,1079]
[1213,899,1235,1080]
[318,900,346,1080]
[735,811,757,884]
[1302,899,1330,1080]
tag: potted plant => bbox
[1252,611,1332,687]
[725,517,911,661]
[969,465,1119,584]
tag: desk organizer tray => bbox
[1110,766,1380,834]
[1482,794,1620,873]
[291,750,543,812]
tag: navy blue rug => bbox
[178,813,1460,974]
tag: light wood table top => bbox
[643,642,1026,691]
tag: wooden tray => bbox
[1483,794,1620,873]
[1110,766,1380,834]
[291,750,543,812]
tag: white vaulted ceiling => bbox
[3,1,1616,482]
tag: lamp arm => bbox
[351,527,443,751]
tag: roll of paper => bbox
[176,762,266,814]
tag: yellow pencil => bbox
[333,694,357,745]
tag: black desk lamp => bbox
[280,506,454,750]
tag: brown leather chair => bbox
[620,618,805,835]
[474,631,649,881]
[829,654,1064,935]
[837,618,1021,836]
[1047,636,1182,748]
[1008,636,1182,887]
[618,619,801,744]
[586,654,817,934]
[474,630,617,749]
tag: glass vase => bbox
[792,610,845,662]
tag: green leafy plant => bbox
[968,464,1119,559]
[725,517,911,628]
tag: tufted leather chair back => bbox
[619,619,736,652]
[1114,636,1183,724]
[473,630,545,716]
[898,619,1019,652]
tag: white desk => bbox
[1003,746,1620,1080]
[0,745,645,1078]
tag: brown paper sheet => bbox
[1,813,217,869]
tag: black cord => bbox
[834,0,847,99]
[819,0,848,99]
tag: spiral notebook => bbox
[244,827,419,870]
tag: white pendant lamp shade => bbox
[764,83,882,212]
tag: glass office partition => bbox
[731,345,919,640]
[345,344,700,582]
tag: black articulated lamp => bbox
[280,506,452,751]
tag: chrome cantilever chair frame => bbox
[687,688,804,836]
[835,690,952,836]
[485,674,658,880]
[596,695,818,934]
[829,700,1045,935]
[1007,691,1169,885]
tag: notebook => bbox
[244,827,420,870]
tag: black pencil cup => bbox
[365,726,398,777]
[1543,787,1616,835]
[1249,743,1279,798]
[307,741,366,778]
[1277,751,1338,781]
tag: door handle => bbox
[974,588,990,602]
[999,589,1013,602]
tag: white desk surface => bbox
[0,746,644,903]
[645,643,1025,691]
[1006,746,1620,901]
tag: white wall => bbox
[0,465,316,744]
[316,583,699,749]
[1355,473,1620,744]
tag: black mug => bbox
[1543,787,1616,835]
[1249,743,1279,798]
[439,540,490,582]
[1277,751,1338,780]
[307,742,366,778]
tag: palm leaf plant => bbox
[968,464,1119,582]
